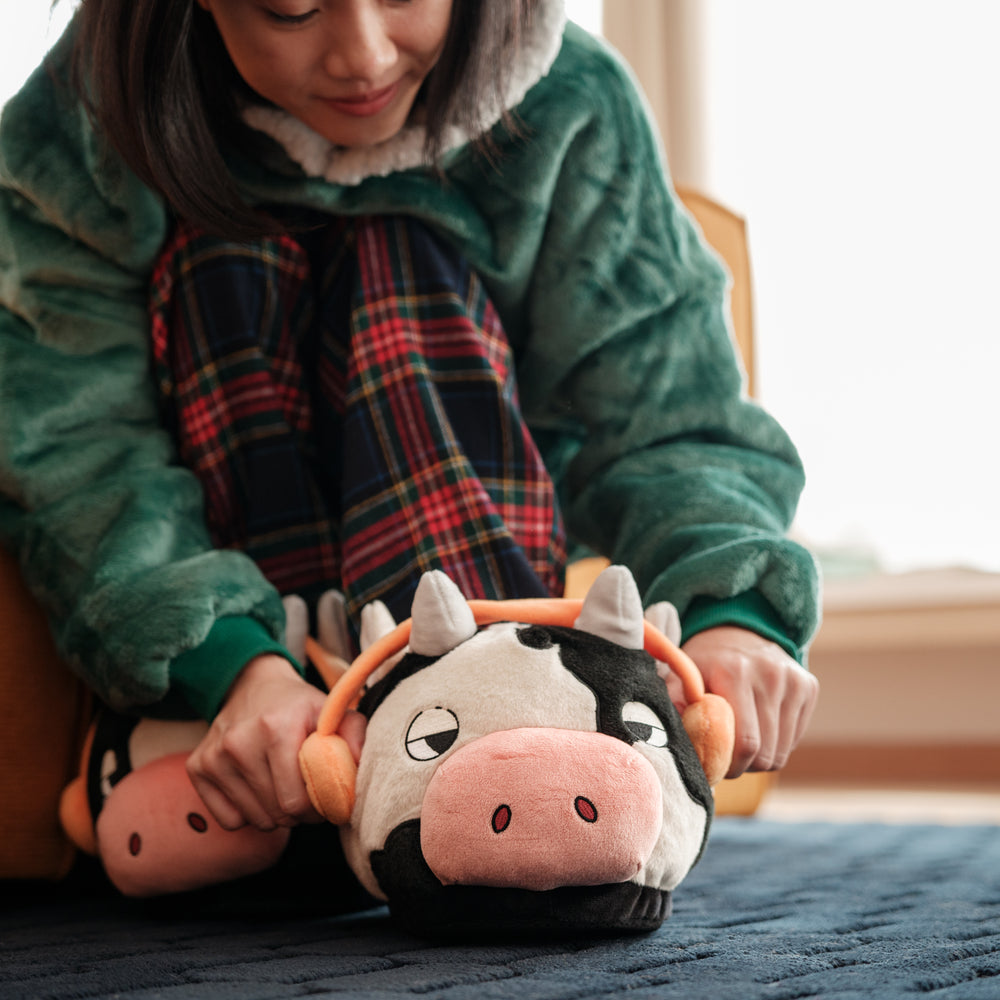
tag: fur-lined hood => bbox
[243,0,567,185]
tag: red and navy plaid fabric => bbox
[149,214,565,633]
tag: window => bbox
[567,0,603,36]
[700,1,1000,576]
[0,4,76,110]
[603,1,1000,578]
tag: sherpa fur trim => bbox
[243,0,567,185]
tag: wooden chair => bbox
[0,544,90,878]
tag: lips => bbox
[323,82,400,117]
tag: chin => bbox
[303,103,414,150]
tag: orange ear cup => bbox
[642,623,736,783]
[298,731,358,825]
[58,720,98,854]
[59,775,98,856]
[682,694,736,788]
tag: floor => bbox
[757,781,1000,825]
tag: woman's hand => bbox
[680,627,819,779]
[186,654,328,831]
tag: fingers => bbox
[187,734,280,831]
[187,754,279,832]
[187,770,250,831]
[663,671,688,715]
[189,740,319,831]
[725,679,762,780]
[682,627,819,780]
[750,664,819,773]
[268,731,324,825]
[790,669,820,757]
[186,710,326,831]
[337,710,368,766]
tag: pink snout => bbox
[419,728,663,891]
[96,753,290,897]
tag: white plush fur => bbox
[341,622,600,899]
[339,619,708,901]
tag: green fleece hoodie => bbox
[0,12,820,719]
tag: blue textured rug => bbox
[2,819,999,999]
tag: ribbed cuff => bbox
[169,616,300,720]
[680,591,804,665]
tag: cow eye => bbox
[622,702,668,747]
[405,707,460,761]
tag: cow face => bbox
[336,570,715,936]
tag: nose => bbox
[322,2,397,83]
[419,729,664,892]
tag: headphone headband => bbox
[315,597,705,738]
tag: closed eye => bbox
[405,707,459,761]
[622,702,668,748]
[265,7,319,25]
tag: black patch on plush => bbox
[520,625,713,820]
[514,624,555,650]
[370,820,671,938]
[86,711,141,822]
[357,652,438,719]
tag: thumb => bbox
[663,670,688,715]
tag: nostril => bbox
[575,796,598,823]
[187,812,208,833]
[492,804,512,834]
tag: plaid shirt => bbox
[150,214,565,631]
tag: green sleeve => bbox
[0,39,289,716]
[512,28,821,659]
[681,592,806,665]
[169,617,298,719]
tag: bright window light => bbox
[702,0,1000,574]
[567,0,603,36]
[0,3,77,111]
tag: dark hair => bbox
[68,0,537,240]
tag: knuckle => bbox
[734,732,762,761]
[277,800,306,824]
[219,730,250,762]
[753,749,779,772]
[185,754,205,781]
[256,712,293,748]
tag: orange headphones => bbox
[298,597,736,825]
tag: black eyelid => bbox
[625,722,654,741]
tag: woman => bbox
[0,0,818,889]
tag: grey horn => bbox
[408,571,477,656]
[574,565,645,649]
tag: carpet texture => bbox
[2,819,999,1000]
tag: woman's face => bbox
[197,0,454,148]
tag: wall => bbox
[787,569,1000,783]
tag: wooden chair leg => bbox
[0,545,90,879]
